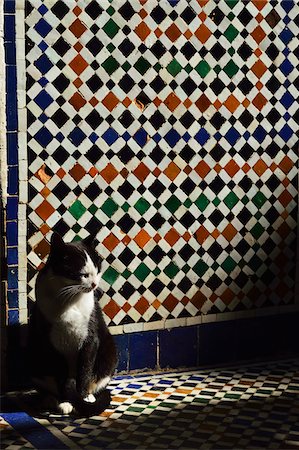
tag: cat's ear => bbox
[83,232,97,249]
[50,232,65,251]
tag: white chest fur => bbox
[50,292,94,356]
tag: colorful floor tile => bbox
[5,0,298,331]
[2,359,299,449]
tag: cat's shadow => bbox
[1,390,110,419]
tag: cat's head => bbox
[48,232,102,293]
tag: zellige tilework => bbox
[23,0,298,332]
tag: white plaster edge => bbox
[0,0,7,207]
[16,0,28,322]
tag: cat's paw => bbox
[58,401,73,414]
[83,394,96,403]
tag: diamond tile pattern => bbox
[2,360,299,449]
[26,0,298,331]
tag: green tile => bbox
[224,192,238,209]
[185,63,192,74]
[195,61,211,77]
[102,56,120,75]
[153,267,161,276]
[224,60,239,77]
[107,5,115,15]
[193,260,209,277]
[69,200,86,220]
[165,195,181,214]
[184,198,192,208]
[135,263,151,282]
[167,59,183,76]
[73,223,80,233]
[213,197,220,207]
[195,193,209,211]
[122,61,131,71]
[103,19,119,38]
[134,198,151,215]
[225,24,239,43]
[122,269,131,279]
[102,267,120,285]
[250,222,264,239]
[89,205,97,214]
[252,191,267,209]
[101,198,118,217]
[221,256,237,274]
[164,262,179,279]
[122,202,130,212]
[225,0,239,9]
[134,56,151,75]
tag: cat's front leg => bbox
[76,339,99,399]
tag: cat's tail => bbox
[74,389,112,417]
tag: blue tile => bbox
[6,96,18,131]
[7,167,18,195]
[4,0,15,13]
[6,197,18,220]
[159,326,197,369]
[6,221,18,246]
[8,310,19,326]
[4,15,15,42]
[8,267,18,290]
[129,331,157,370]
[7,290,18,308]
[6,64,17,98]
[114,334,129,372]
[5,42,16,65]
[7,247,18,265]
[7,133,18,165]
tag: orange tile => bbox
[73,6,81,16]
[165,23,181,42]
[154,233,162,243]
[122,97,131,107]
[135,22,151,40]
[153,167,161,177]
[134,229,151,248]
[224,94,240,113]
[40,224,50,235]
[57,168,66,178]
[164,228,180,246]
[182,232,191,242]
[251,60,267,78]
[102,92,119,111]
[41,186,51,198]
[194,24,211,44]
[103,233,120,252]
[103,299,121,320]
[184,165,192,175]
[242,98,250,108]
[36,200,55,221]
[37,164,51,184]
[153,97,162,107]
[222,223,238,242]
[135,297,150,315]
[214,99,222,110]
[221,288,234,305]
[122,235,131,245]
[279,155,293,174]
[214,163,222,173]
[198,11,207,22]
[224,160,240,177]
[184,30,192,39]
[89,167,98,177]
[212,229,220,239]
[89,97,99,107]
[164,294,178,312]
[242,163,250,173]
[69,163,86,181]
[183,98,192,108]
[34,239,50,259]
[194,160,210,178]
[100,163,119,183]
[69,54,88,75]
[152,299,161,309]
[122,303,131,313]
[252,93,267,110]
[69,92,87,111]
[120,168,129,178]
[282,178,290,187]
[69,18,87,38]
[251,25,266,44]
[195,94,211,112]
[252,0,267,10]
[195,225,209,244]
[164,162,180,181]
[73,77,83,88]
[278,190,293,207]
[253,159,268,176]
[281,209,288,220]
[74,42,83,52]
[164,93,181,111]
[154,28,162,38]
[256,81,263,90]
[254,48,262,57]
[139,9,147,19]
[133,162,150,182]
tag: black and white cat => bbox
[28,232,117,416]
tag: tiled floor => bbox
[2,359,299,449]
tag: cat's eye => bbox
[80,273,88,278]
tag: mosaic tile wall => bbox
[13,0,299,333]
